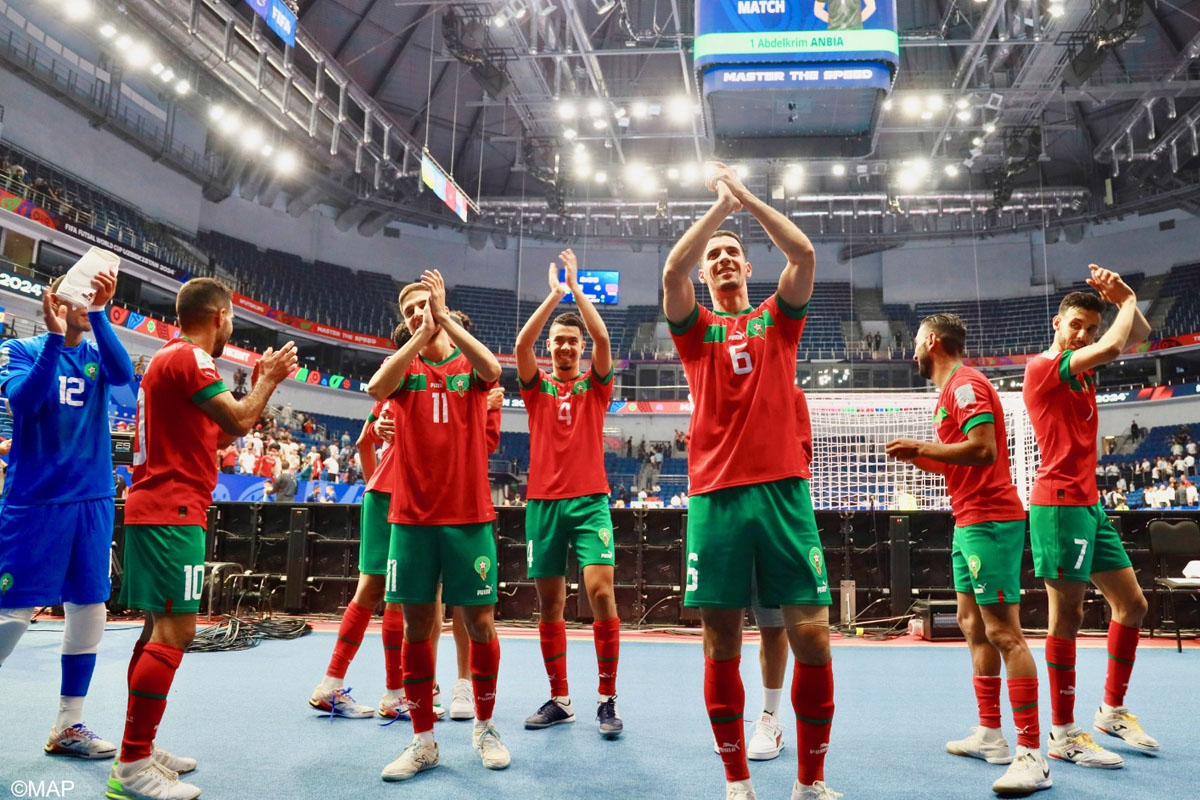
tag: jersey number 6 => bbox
[728,343,753,375]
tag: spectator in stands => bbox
[873,331,882,351]
[1129,420,1140,442]
[1186,453,1195,476]
[322,485,336,504]
[1171,440,1184,459]
[237,446,257,476]
[1165,480,1178,507]
[298,458,313,482]
[219,445,237,475]
[113,468,128,500]
[1186,481,1199,507]
[340,430,351,450]
[617,484,629,505]
[307,485,321,502]
[322,451,339,483]
[1187,440,1197,457]
[1116,475,1128,493]
[1173,454,1188,476]
[1104,463,1119,477]
[133,355,149,378]
[275,467,297,502]
[625,437,633,458]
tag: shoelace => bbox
[63,724,101,744]
[1071,732,1104,751]
[477,727,502,752]
[328,688,359,724]
[1115,711,1144,731]
[537,698,562,719]
[598,697,618,721]
[378,696,406,728]
[811,782,844,800]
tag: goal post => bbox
[805,392,1039,511]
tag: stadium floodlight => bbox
[98,22,116,38]
[274,150,298,173]
[587,99,605,118]
[593,170,607,183]
[218,113,241,135]
[174,79,189,95]
[592,117,607,130]
[491,12,507,27]
[624,162,645,182]
[956,109,972,122]
[944,164,960,177]
[902,96,921,116]
[562,127,578,140]
[895,169,920,190]
[983,121,997,134]
[208,104,226,121]
[910,158,931,176]
[150,62,164,75]
[614,107,627,119]
[882,98,892,111]
[925,95,944,111]
[972,136,984,147]
[124,43,153,69]
[734,164,749,179]
[159,68,175,83]
[260,143,274,157]
[920,110,934,121]
[631,100,648,119]
[668,96,693,122]
[955,97,969,110]
[680,162,700,184]
[831,163,846,176]
[63,0,93,21]
[782,165,803,192]
[114,34,132,50]
[639,176,659,194]
[240,127,264,151]
[557,100,577,120]
[1049,2,1064,17]
[667,167,680,180]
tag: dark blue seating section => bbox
[1160,262,1200,338]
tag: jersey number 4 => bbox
[58,376,85,407]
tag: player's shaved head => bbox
[919,313,967,356]
[1058,291,1105,317]
[176,277,232,327]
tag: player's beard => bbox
[212,335,228,358]
[916,350,933,380]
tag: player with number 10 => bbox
[662,162,836,800]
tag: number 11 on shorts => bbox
[386,559,398,593]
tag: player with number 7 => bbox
[662,161,836,800]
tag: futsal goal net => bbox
[805,392,1039,511]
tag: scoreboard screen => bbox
[558,270,620,305]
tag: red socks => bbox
[705,656,749,783]
[402,639,436,733]
[593,617,620,697]
[470,637,501,721]
[326,601,371,680]
[1104,621,1139,707]
[120,642,183,763]
[538,621,569,697]
[382,608,404,692]
[973,675,1002,729]
[1045,635,1076,726]
[793,661,835,786]
[1007,676,1040,749]
[126,639,146,690]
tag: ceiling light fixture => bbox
[631,101,648,119]
[557,100,577,120]
[174,79,189,95]
[274,151,298,173]
[587,99,604,118]
[831,163,846,176]
[98,22,116,38]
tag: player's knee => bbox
[588,584,614,612]
[463,607,496,642]
[1114,590,1148,624]
[355,579,386,609]
[61,602,106,654]
[956,609,984,641]
[0,607,35,664]
[982,621,1024,656]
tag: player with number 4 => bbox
[113,278,297,800]
[514,248,622,737]
[662,162,837,800]
[0,269,132,762]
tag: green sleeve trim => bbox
[190,379,229,405]
[367,413,378,423]
[667,303,701,336]
[961,412,995,434]
[518,370,541,390]
[775,293,810,320]
[591,365,615,385]
[1057,350,1074,382]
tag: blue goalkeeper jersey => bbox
[0,314,133,505]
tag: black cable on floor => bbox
[188,616,311,653]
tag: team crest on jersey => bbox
[0,572,12,594]
[953,383,977,410]
[746,308,775,338]
[474,555,492,582]
[967,554,982,579]
[84,362,99,380]
[598,527,611,547]
[808,547,824,577]
[571,379,590,395]
[448,374,471,396]
[193,348,216,372]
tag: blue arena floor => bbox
[1,623,1193,800]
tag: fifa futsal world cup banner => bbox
[694,0,899,157]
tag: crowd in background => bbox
[1099,425,1198,509]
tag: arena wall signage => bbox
[0,189,57,230]
[244,0,297,47]
[60,222,188,281]
[230,292,395,351]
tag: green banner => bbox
[694,30,899,60]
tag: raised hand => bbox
[90,269,118,308]
[487,386,504,411]
[706,161,747,207]
[420,269,449,322]
[1086,263,1133,305]
[548,261,567,298]
[255,341,298,385]
[374,407,395,443]
[560,248,580,291]
[42,289,67,336]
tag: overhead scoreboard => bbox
[694,0,899,158]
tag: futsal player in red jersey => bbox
[111,278,297,800]
[309,324,411,721]
[515,248,622,737]
[1023,266,1158,768]
[367,270,507,782]
[886,313,1050,796]
[663,162,835,800]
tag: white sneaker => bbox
[726,780,757,800]
[44,723,116,759]
[473,723,512,770]
[1048,727,1123,768]
[106,758,201,800]
[991,749,1052,797]
[308,686,374,718]
[153,748,197,775]
[381,738,439,782]
[449,678,474,720]
[1094,705,1160,752]
[790,780,844,800]
[747,712,784,761]
[378,692,410,720]
[945,726,1013,764]
[432,685,447,720]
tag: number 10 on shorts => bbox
[183,564,205,602]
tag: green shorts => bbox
[1030,503,1132,582]
[385,522,497,606]
[119,525,207,614]
[524,494,616,578]
[951,519,1025,605]
[359,490,391,575]
[684,478,831,608]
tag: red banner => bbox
[231,291,394,350]
[0,189,57,229]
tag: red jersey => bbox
[125,338,227,528]
[220,448,237,469]
[386,348,496,526]
[487,406,501,455]
[670,294,808,495]
[520,366,614,500]
[935,365,1024,525]
[794,384,813,476]
[1023,349,1099,506]
[255,454,277,478]
[364,399,400,494]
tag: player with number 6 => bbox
[514,248,621,737]
[662,162,836,800]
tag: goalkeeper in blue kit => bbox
[0,268,133,759]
